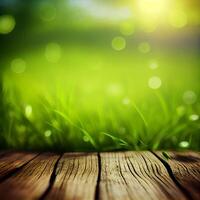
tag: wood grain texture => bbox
[99,151,187,200]
[44,153,98,200]
[0,151,199,200]
[0,152,37,179]
[155,151,200,200]
[0,153,59,200]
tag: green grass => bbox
[0,45,200,152]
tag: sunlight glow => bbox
[136,0,169,31]
[137,0,167,15]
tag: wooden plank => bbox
[155,151,200,200]
[44,153,98,200]
[99,151,187,200]
[0,153,59,200]
[0,152,37,179]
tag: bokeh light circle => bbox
[45,42,62,63]
[138,42,151,53]
[183,90,197,105]
[11,58,26,74]
[112,36,126,51]
[148,76,162,89]
[0,15,15,34]
[169,11,187,28]
[119,22,135,36]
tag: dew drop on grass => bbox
[179,141,189,148]
[148,76,162,89]
[83,135,90,142]
[189,114,199,121]
[25,105,32,118]
[183,90,197,105]
[44,130,52,137]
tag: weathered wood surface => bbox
[155,151,200,200]
[44,153,99,200]
[0,152,37,180]
[0,151,199,200]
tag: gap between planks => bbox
[0,151,199,200]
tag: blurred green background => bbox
[0,0,200,151]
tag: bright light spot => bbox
[25,105,32,118]
[169,10,188,28]
[38,3,57,21]
[119,22,135,36]
[45,42,62,63]
[138,42,151,53]
[183,91,197,105]
[112,36,126,51]
[69,0,132,21]
[0,15,15,34]
[189,114,199,121]
[44,130,52,137]
[11,58,26,74]
[136,0,168,31]
[137,0,167,15]
[107,84,122,96]
[122,97,130,105]
[149,60,158,70]
[176,106,185,116]
[148,76,162,89]
[179,141,189,148]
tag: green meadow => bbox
[0,0,200,151]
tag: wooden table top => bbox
[0,151,199,200]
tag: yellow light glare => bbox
[137,0,167,15]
